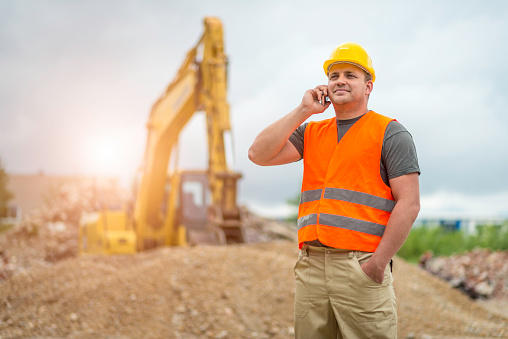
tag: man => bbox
[248,42,420,338]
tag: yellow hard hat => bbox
[323,42,375,82]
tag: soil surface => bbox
[1,240,507,339]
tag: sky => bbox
[1,0,508,219]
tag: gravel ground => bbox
[0,241,507,339]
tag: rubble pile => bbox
[419,249,508,299]
[35,178,128,224]
[0,179,127,280]
[240,208,297,243]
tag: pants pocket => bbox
[353,252,391,286]
[294,251,311,319]
[347,252,396,323]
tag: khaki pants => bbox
[294,245,397,339]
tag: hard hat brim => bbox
[324,60,375,82]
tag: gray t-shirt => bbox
[288,114,420,187]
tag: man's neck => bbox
[333,105,369,120]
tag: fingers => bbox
[315,85,328,97]
[302,86,330,114]
[314,86,329,106]
[310,86,328,103]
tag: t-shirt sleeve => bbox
[382,121,421,180]
[289,123,308,160]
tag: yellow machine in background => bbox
[79,17,245,254]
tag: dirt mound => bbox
[0,188,507,339]
[1,241,507,339]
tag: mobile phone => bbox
[321,95,329,106]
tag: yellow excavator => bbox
[79,17,245,254]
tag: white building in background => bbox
[414,215,507,234]
[1,203,21,225]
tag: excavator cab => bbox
[176,171,218,245]
[179,172,208,231]
[172,170,244,246]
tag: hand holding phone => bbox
[321,94,329,106]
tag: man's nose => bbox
[335,74,347,84]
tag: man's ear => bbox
[365,81,373,95]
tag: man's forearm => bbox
[248,104,311,165]
[369,172,421,272]
[370,198,420,269]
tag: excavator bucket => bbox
[188,226,226,246]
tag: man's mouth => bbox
[334,88,349,93]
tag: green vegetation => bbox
[0,158,14,221]
[398,223,508,263]
[285,192,300,224]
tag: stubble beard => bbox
[332,95,360,112]
[331,94,367,117]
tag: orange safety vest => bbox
[297,111,395,252]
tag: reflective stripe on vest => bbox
[299,189,323,204]
[298,212,386,237]
[298,213,318,228]
[324,187,395,212]
[297,187,394,236]
[299,187,395,212]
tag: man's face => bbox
[327,63,373,107]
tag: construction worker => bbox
[248,42,420,338]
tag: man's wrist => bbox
[295,104,314,120]
[369,253,391,270]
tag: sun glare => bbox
[96,142,115,162]
[86,138,122,176]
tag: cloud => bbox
[420,190,508,218]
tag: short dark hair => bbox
[364,71,372,82]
